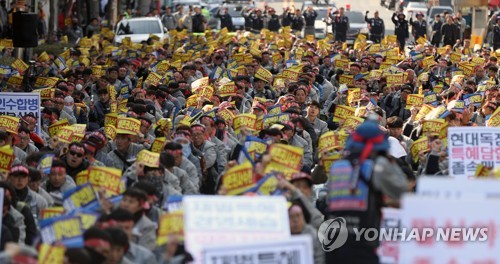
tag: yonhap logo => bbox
[317,217,348,252]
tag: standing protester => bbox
[216,6,233,31]
[494,16,500,50]
[409,11,427,40]
[161,7,177,30]
[392,12,409,51]
[330,7,349,42]
[442,15,460,47]
[265,7,281,32]
[191,6,206,33]
[303,6,317,37]
[365,10,385,43]
[430,14,443,47]
[290,8,304,33]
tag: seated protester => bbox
[7,164,48,219]
[28,167,54,206]
[138,117,155,149]
[62,142,90,179]
[281,122,313,172]
[0,181,37,246]
[190,124,219,194]
[133,181,165,227]
[288,203,325,264]
[171,129,203,186]
[119,188,157,251]
[423,136,448,176]
[85,131,110,165]
[305,100,328,143]
[160,152,197,195]
[83,227,112,264]
[15,126,39,156]
[106,121,145,172]
[83,140,105,167]
[42,160,77,205]
[99,208,158,264]
[104,228,133,264]
[21,114,45,149]
[89,88,111,130]
[164,142,200,191]
[200,115,228,175]
[287,172,324,228]
[122,158,181,193]
[387,116,414,165]
[0,131,27,164]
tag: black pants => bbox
[325,245,379,264]
[335,32,347,42]
[370,34,382,43]
[397,37,406,51]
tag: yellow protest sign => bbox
[116,117,141,135]
[283,69,299,81]
[11,58,28,72]
[386,74,404,86]
[318,131,341,156]
[334,59,350,70]
[406,94,424,109]
[347,88,361,103]
[223,161,255,195]
[82,167,123,196]
[218,82,238,97]
[218,108,235,123]
[233,114,257,133]
[0,115,19,135]
[39,244,65,264]
[333,105,355,122]
[257,174,279,195]
[71,124,86,135]
[40,207,65,220]
[157,211,184,246]
[151,137,167,153]
[487,107,500,127]
[105,113,118,127]
[48,119,69,137]
[471,56,485,65]
[137,150,160,168]
[355,107,367,117]
[343,116,364,131]
[0,146,14,173]
[339,75,354,86]
[422,56,436,68]
[145,72,162,86]
[410,136,430,162]
[56,126,75,144]
[192,78,209,92]
[264,144,304,180]
[369,70,383,80]
[104,125,116,140]
[34,87,55,100]
[422,119,446,136]
[323,152,343,172]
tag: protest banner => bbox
[136,149,160,168]
[62,184,99,211]
[202,235,313,264]
[410,136,429,162]
[423,93,438,105]
[399,195,500,263]
[233,113,257,133]
[343,116,364,131]
[39,244,65,264]
[333,105,355,122]
[116,117,141,135]
[48,119,69,137]
[0,93,41,133]
[72,210,100,229]
[35,87,56,100]
[417,176,500,198]
[11,58,28,73]
[377,208,401,264]
[145,71,162,86]
[370,70,383,80]
[105,113,118,127]
[405,94,424,109]
[422,119,446,136]
[244,136,268,162]
[263,113,290,128]
[339,75,354,86]
[386,74,404,86]
[40,207,65,220]
[151,137,167,153]
[347,88,360,103]
[39,215,84,248]
[334,58,350,71]
[264,144,303,180]
[0,146,14,173]
[318,131,341,156]
[255,172,281,196]
[283,69,299,81]
[56,126,75,144]
[184,196,290,264]
[78,167,124,196]
[157,210,184,246]
[104,125,116,141]
[222,161,256,195]
[217,82,238,97]
[463,93,482,107]
[450,52,462,64]
[448,127,500,178]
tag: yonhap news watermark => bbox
[317,217,490,252]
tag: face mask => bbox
[181,143,191,157]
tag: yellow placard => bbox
[56,126,75,144]
[151,137,167,153]
[116,117,141,135]
[145,72,162,85]
[267,144,303,171]
[136,149,160,168]
[218,108,235,123]
[0,146,14,173]
[39,244,65,264]
[0,115,19,135]
[11,58,29,72]
[347,88,361,103]
[40,207,65,220]
[333,105,356,122]
[406,94,424,109]
[422,119,446,135]
[342,116,364,131]
[339,75,354,86]
[157,211,184,246]
[318,131,341,155]
[283,69,299,81]
[218,82,238,97]
[410,136,430,162]
[233,114,257,133]
[487,107,500,127]
[222,161,255,195]
[84,167,123,196]
[386,74,404,86]
[334,59,350,70]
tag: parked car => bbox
[114,17,169,44]
[403,1,428,19]
[345,11,369,44]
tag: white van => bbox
[114,17,169,44]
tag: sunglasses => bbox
[69,150,84,158]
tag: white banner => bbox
[400,195,500,263]
[202,235,313,264]
[183,196,291,264]
[448,127,500,178]
[377,207,401,264]
[0,92,41,133]
[417,176,500,199]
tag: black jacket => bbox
[216,10,233,31]
[365,16,385,36]
[303,10,317,27]
[392,14,409,39]
[441,23,459,46]
[409,17,427,39]
[267,14,281,31]
[192,13,206,33]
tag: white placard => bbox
[400,194,500,263]
[202,235,313,264]
[377,207,401,264]
[183,196,291,264]
[448,127,500,178]
[0,92,41,133]
[417,176,500,199]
